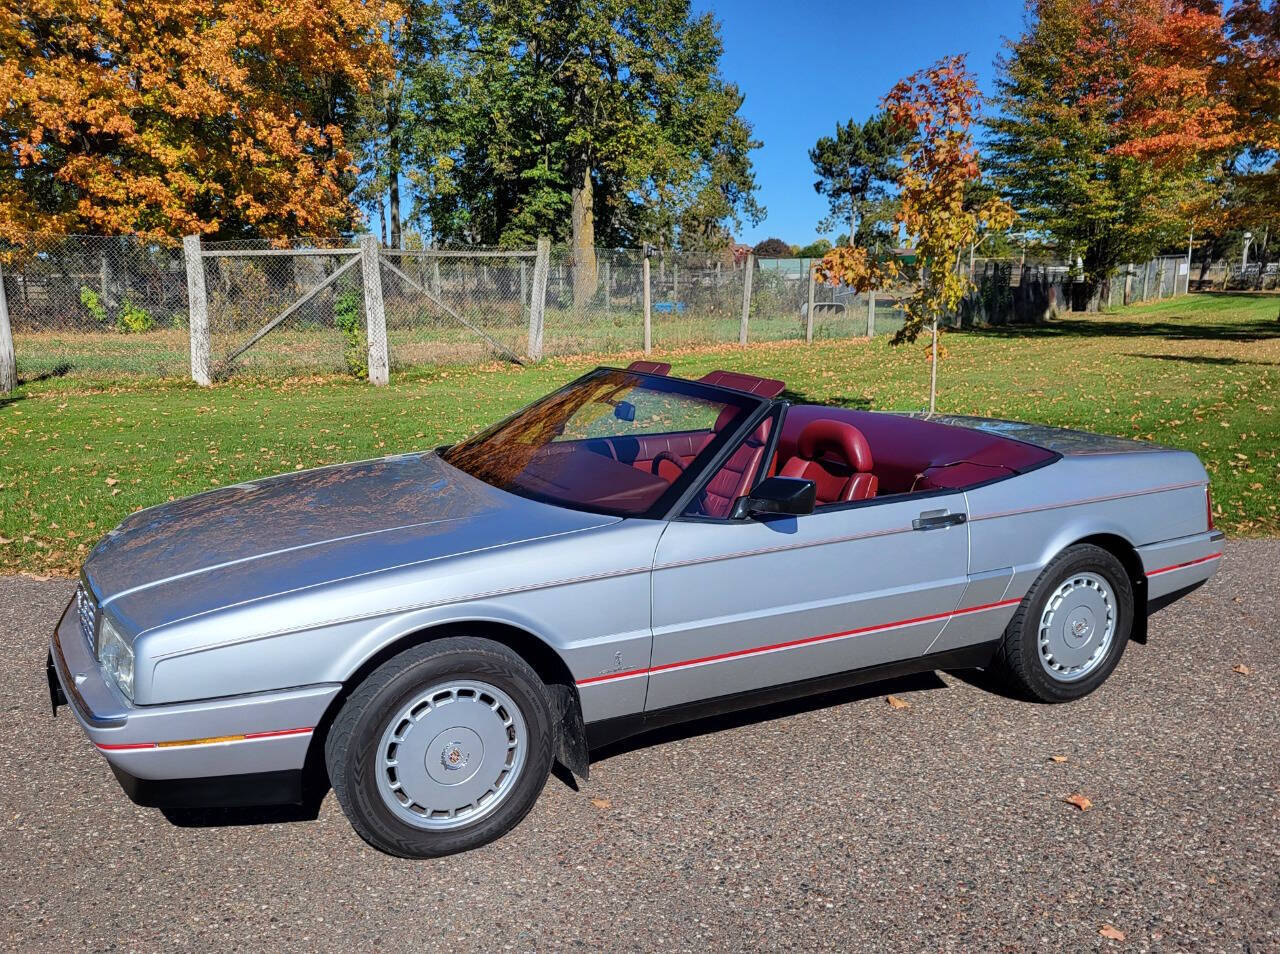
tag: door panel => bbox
[647,495,970,712]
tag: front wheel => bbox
[325,637,554,858]
[992,544,1135,703]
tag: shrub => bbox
[79,286,109,324]
[334,289,368,379]
[116,300,155,333]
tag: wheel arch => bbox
[1065,532,1148,643]
[302,618,590,797]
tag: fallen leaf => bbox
[590,797,611,810]
[1099,925,1125,941]
[1049,755,1069,763]
[104,477,118,486]
[887,695,911,709]
[1065,793,1092,811]
[1233,664,1252,675]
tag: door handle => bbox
[912,510,967,531]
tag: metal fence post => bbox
[528,236,550,360]
[183,234,211,386]
[805,261,816,344]
[0,262,15,393]
[360,234,389,385]
[642,252,652,354]
[739,253,753,345]
[867,290,876,338]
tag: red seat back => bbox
[693,418,774,518]
[780,419,877,504]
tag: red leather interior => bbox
[698,370,786,398]
[780,419,878,504]
[776,405,1056,495]
[690,418,774,518]
[625,360,672,375]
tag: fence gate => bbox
[192,239,363,381]
[377,247,532,367]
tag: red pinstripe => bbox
[94,726,313,752]
[576,597,1023,687]
[1145,552,1222,577]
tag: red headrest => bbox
[699,370,785,398]
[796,419,873,473]
[626,360,671,375]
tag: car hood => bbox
[84,452,618,632]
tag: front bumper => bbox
[48,595,341,806]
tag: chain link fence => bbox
[0,234,189,378]
[0,234,1206,388]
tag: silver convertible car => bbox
[48,364,1223,857]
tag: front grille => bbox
[76,583,98,653]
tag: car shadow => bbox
[160,795,327,828]
[780,389,872,409]
[584,670,952,770]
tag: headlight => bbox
[97,614,134,700]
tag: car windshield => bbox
[441,368,762,518]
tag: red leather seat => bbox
[693,417,774,518]
[780,419,877,504]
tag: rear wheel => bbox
[992,544,1135,703]
[325,637,554,858]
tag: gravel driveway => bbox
[1,540,1276,952]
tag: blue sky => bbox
[697,0,1028,246]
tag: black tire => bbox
[325,637,554,858]
[991,544,1135,703]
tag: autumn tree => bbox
[818,56,1012,413]
[987,0,1232,305]
[0,0,395,241]
[809,112,908,248]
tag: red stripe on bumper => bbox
[1145,552,1222,577]
[95,727,313,752]
[577,597,1023,687]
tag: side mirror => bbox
[613,400,636,422]
[732,476,816,519]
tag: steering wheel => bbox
[651,451,687,478]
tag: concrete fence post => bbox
[867,290,876,338]
[528,236,550,360]
[182,234,211,386]
[805,261,816,344]
[739,253,754,345]
[359,234,389,385]
[0,262,15,393]
[642,252,652,354]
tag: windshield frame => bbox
[440,367,771,520]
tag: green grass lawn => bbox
[2,292,1276,575]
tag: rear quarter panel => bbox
[965,450,1210,596]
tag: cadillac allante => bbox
[47,364,1223,856]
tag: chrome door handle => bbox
[912,510,967,531]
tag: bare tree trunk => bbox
[386,90,402,250]
[571,164,597,309]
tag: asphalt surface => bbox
[1,540,1276,953]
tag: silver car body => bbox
[48,382,1223,804]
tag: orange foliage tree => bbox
[0,0,396,241]
[817,55,1013,412]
